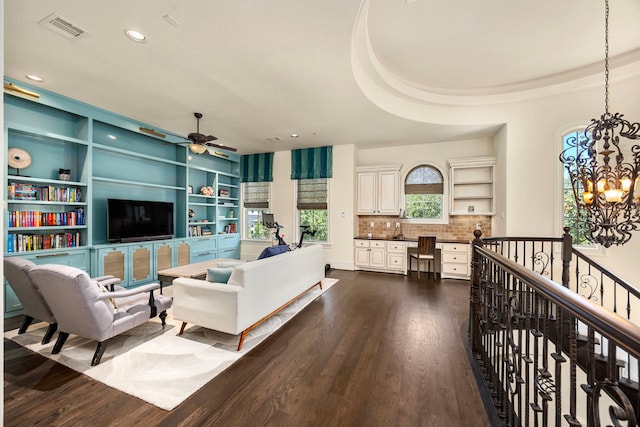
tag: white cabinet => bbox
[354,239,407,274]
[440,243,471,279]
[356,165,401,215]
[448,157,496,215]
[386,241,407,271]
[354,239,386,269]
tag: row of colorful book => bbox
[8,209,85,228]
[188,225,213,237]
[7,183,83,202]
[7,232,82,253]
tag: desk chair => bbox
[409,236,436,278]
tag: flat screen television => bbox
[107,198,174,243]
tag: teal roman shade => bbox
[240,152,274,183]
[290,146,332,180]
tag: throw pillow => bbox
[206,267,234,284]
[257,245,289,260]
[96,282,117,312]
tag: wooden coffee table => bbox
[157,258,242,288]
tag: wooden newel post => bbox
[470,229,483,354]
[561,226,572,289]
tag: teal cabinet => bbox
[217,234,240,259]
[92,243,154,288]
[189,236,218,263]
[5,284,23,317]
[128,243,154,287]
[153,240,175,274]
[174,239,192,266]
[94,246,128,285]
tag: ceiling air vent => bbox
[38,13,88,40]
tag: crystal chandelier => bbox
[559,0,640,248]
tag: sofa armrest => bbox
[172,278,244,335]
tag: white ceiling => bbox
[5,0,640,154]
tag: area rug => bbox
[5,277,338,411]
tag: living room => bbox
[4,1,640,425]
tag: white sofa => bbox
[172,244,325,350]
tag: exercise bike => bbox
[262,213,316,250]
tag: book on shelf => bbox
[7,231,81,253]
[7,183,82,202]
[8,208,85,228]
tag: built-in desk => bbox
[353,237,471,280]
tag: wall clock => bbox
[8,147,32,175]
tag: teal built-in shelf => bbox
[3,77,241,312]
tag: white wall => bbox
[492,125,507,236]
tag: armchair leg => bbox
[18,315,34,334]
[92,340,110,366]
[148,290,157,318]
[52,332,69,354]
[41,323,58,345]
[159,310,167,327]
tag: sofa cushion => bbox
[206,267,234,284]
[217,261,245,268]
[257,245,289,260]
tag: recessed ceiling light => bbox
[26,74,44,82]
[124,29,147,43]
[107,134,117,140]
[290,134,299,138]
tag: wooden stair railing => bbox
[469,229,640,427]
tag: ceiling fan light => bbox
[189,143,207,154]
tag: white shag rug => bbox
[5,278,338,411]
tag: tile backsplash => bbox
[357,215,491,241]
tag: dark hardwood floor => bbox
[4,270,491,427]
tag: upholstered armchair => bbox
[4,257,122,345]
[30,264,172,366]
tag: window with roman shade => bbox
[240,152,274,240]
[291,146,332,243]
[297,178,327,210]
[296,178,328,242]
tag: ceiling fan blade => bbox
[205,142,237,152]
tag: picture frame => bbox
[188,185,193,194]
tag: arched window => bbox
[561,130,593,246]
[404,165,444,220]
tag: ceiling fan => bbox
[186,112,236,154]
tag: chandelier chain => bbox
[604,0,609,115]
